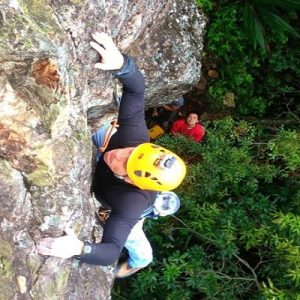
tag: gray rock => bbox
[0,0,205,298]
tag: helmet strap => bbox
[114,173,133,185]
[114,173,126,180]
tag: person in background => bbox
[170,111,205,142]
[146,96,184,131]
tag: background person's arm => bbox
[170,119,182,135]
[193,124,206,142]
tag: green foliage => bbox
[268,129,300,171]
[243,2,266,50]
[199,0,300,117]
[243,0,300,50]
[207,4,247,60]
[113,119,300,299]
[195,0,214,12]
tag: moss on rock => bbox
[0,241,14,299]
[19,0,61,34]
[45,270,70,299]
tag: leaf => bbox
[261,9,300,38]
[254,0,300,11]
[244,2,257,48]
[254,18,266,49]
[243,2,266,49]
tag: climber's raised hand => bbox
[37,228,84,259]
[90,32,124,71]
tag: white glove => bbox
[37,228,84,258]
[90,32,124,71]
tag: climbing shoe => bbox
[115,261,143,278]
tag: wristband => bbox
[112,54,135,78]
[74,241,92,259]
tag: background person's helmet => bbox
[126,143,186,191]
[170,95,184,108]
[153,191,181,216]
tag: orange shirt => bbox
[171,118,205,142]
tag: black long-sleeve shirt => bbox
[77,56,157,265]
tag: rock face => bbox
[0,0,205,299]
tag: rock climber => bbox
[37,32,186,278]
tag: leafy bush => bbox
[113,119,300,299]
[243,0,300,50]
[198,0,300,117]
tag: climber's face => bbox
[104,147,135,180]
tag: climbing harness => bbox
[96,191,181,224]
[140,191,181,219]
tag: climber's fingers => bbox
[37,230,84,258]
[94,62,107,70]
[37,238,55,255]
[64,227,76,236]
[92,32,116,50]
[90,32,124,71]
[90,41,106,57]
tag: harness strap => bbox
[98,120,119,153]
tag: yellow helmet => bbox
[127,143,186,191]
